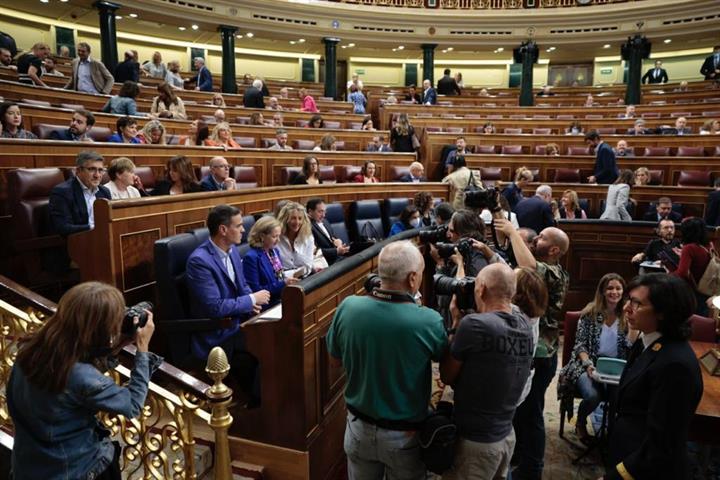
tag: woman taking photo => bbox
[150,82,186,120]
[204,122,241,149]
[104,157,144,199]
[669,217,713,315]
[243,216,300,306]
[441,155,482,211]
[600,169,633,221]
[137,120,167,145]
[353,161,379,183]
[8,282,156,480]
[501,167,533,211]
[414,191,435,227]
[102,81,143,116]
[389,205,421,236]
[390,113,417,153]
[559,189,587,219]
[151,155,202,195]
[291,155,322,185]
[276,202,315,275]
[558,273,637,444]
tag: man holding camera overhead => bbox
[494,219,569,480]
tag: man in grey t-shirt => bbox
[441,263,534,480]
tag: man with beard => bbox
[631,218,680,268]
[49,110,96,142]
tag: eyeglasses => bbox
[212,165,230,169]
[626,298,650,312]
[81,167,106,174]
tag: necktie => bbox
[654,69,659,78]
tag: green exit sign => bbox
[355,69,366,74]
[600,68,613,74]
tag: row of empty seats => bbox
[452,144,720,157]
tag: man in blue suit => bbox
[49,109,95,142]
[422,79,437,105]
[585,130,619,184]
[200,156,236,191]
[186,57,213,92]
[49,150,112,237]
[515,184,555,235]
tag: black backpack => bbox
[419,401,457,474]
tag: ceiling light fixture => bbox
[603,44,611,48]
[178,26,186,31]
[447,47,454,52]
[298,39,305,43]
[115,15,122,19]
[348,43,355,47]
[397,45,404,50]
[236,34,244,38]
[40,0,49,3]
[290,41,296,45]
[342,45,347,49]
[664,38,672,44]
[191,24,199,30]
[246,32,254,38]
[128,13,138,17]
[497,47,504,52]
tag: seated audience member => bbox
[545,143,560,156]
[642,196,682,222]
[327,240,447,478]
[502,167,534,212]
[7,282,156,480]
[361,116,375,131]
[200,156,236,191]
[204,122,241,149]
[537,85,555,97]
[214,109,226,123]
[107,117,141,144]
[141,51,166,79]
[584,94,594,107]
[669,217,713,314]
[384,94,398,105]
[631,218,680,265]
[600,169,634,221]
[211,93,226,108]
[178,119,208,146]
[705,178,720,227]
[185,205,271,398]
[165,60,184,89]
[515,185,555,234]
[314,134,337,152]
[435,202,454,226]
[104,156,144,199]
[481,122,496,134]
[480,195,519,229]
[299,88,319,113]
[291,155,322,185]
[150,82,187,120]
[558,274,637,444]
[49,151,112,236]
[605,274,702,480]
[279,87,289,99]
[306,198,349,266]
[414,191,435,226]
[17,42,50,87]
[49,109,95,141]
[269,128,293,150]
[243,216,299,305]
[185,57,212,92]
[667,116,692,135]
[618,104,636,119]
[0,47,16,70]
[308,114,325,129]
[353,161,379,183]
[348,84,366,114]
[627,118,652,135]
[389,205,421,236]
[567,121,584,135]
[674,80,689,92]
[151,155,202,195]
[0,102,37,139]
[404,84,422,104]
[137,120,167,145]
[633,167,650,186]
[614,139,634,157]
[266,97,282,111]
[440,263,534,480]
[442,156,482,210]
[445,136,469,173]
[586,130,619,184]
[114,50,139,83]
[399,162,426,183]
[58,45,70,57]
[65,42,114,94]
[277,202,315,274]
[366,135,392,152]
[243,79,265,109]
[700,118,720,135]
[102,80,144,116]
[249,112,271,126]
[272,112,284,127]
[559,189,587,219]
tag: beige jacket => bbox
[442,167,482,210]
[65,57,114,94]
[150,96,187,120]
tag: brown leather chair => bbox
[554,168,581,183]
[503,128,523,134]
[567,146,590,155]
[677,170,711,187]
[233,137,257,148]
[648,169,664,185]
[676,146,705,157]
[86,127,112,142]
[319,166,337,184]
[232,166,258,189]
[60,103,84,110]
[21,98,51,107]
[294,139,316,150]
[480,167,502,188]
[336,165,362,183]
[32,123,66,139]
[295,119,309,128]
[641,112,660,118]
[447,127,465,134]
[500,145,523,154]
[425,126,443,132]
[533,115,551,120]
[556,114,575,120]
[235,117,250,125]
[597,127,617,135]
[689,315,717,342]
[134,167,156,193]
[716,146,720,157]
[670,112,692,118]
[643,146,670,157]
[324,121,341,129]
[534,145,547,155]
[390,166,410,181]
[532,128,552,135]
[349,122,363,130]
[334,141,346,151]
[584,114,603,120]
[280,166,302,185]
[261,138,277,148]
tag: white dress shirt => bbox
[641,331,662,350]
[77,58,99,94]
[277,234,314,271]
[79,181,99,229]
[104,181,141,199]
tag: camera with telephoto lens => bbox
[418,224,449,244]
[435,238,473,260]
[122,301,153,336]
[464,186,500,212]
[433,274,476,311]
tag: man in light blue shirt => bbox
[65,43,114,94]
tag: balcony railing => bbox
[328,0,633,8]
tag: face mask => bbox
[411,218,422,228]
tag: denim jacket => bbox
[8,351,162,480]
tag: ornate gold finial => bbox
[206,346,230,397]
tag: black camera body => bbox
[464,186,500,212]
[418,224,449,244]
[364,273,382,294]
[435,238,473,260]
[433,274,476,311]
[122,301,153,336]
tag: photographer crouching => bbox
[8,282,159,480]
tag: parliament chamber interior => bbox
[0,0,719,478]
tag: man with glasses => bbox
[200,156,236,191]
[49,151,111,237]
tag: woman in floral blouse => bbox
[0,102,37,139]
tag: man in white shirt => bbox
[307,198,349,265]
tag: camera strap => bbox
[371,288,417,304]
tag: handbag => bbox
[459,170,480,208]
[419,401,457,474]
[697,246,720,296]
[350,222,381,254]
[411,134,421,150]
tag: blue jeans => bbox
[344,413,427,480]
[511,353,557,480]
[576,372,603,428]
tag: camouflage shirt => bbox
[534,260,569,358]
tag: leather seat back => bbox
[7,168,65,239]
[325,203,349,245]
[382,198,409,235]
[349,200,384,241]
[232,166,258,189]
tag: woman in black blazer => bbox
[151,155,202,195]
[604,273,703,480]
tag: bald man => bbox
[495,220,569,480]
[441,263,534,480]
[399,162,426,182]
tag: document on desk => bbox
[244,304,283,325]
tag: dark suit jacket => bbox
[366,144,392,153]
[642,67,668,84]
[642,210,682,223]
[594,142,619,184]
[114,59,139,83]
[185,239,255,359]
[704,190,720,226]
[48,128,86,141]
[422,87,437,105]
[242,247,285,304]
[398,174,427,183]
[189,67,213,92]
[200,175,228,191]
[404,93,421,104]
[605,338,702,480]
[700,54,720,80]
[150,180,203,195]
[515,195,554,234]
[437,75,461,95]
[49,177,112,237]
[311,220,342,265]
[243,86,265,109]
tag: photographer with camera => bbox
[441,155,482,211]
[493,218,569,480]
[327,240,447,479]
[8,282,157,480]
